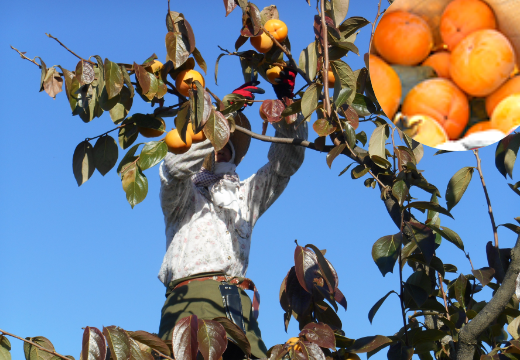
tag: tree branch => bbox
[319,0,331,117]
[0,329,72,360]
[457,234,520,360]
[473,149,499,248]
[45,33,95,65]
[438,272,451,320]
[369,0,383,55]
[10,45,41,68]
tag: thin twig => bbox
[398,211,409,346]
[86,124,127,142]
[10,45,41,68]
[0,329,72,360]
[45,33,95,65]
[473,149,499,248]
[167,0,175,31]
[320,0,331,118]
[369,0,383,55]
[152,348,175,360]
[438,272,451,321]
[466,252,475,271]
[260,25,313,85]
[235,125,321,150]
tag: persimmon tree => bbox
[3,0,520,360]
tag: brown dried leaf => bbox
[75,60,95,86]
[224,0,238,16]
[43,67,63,99]
[134,62,151,95]
[313,119,337,137]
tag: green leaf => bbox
[498,223,520,234]
[406,201,453,219]
[23,337,56,360]
[128,338,152,360]
[444,264,458,273]
[165,31,190,69]
[121,163,148,208]
[175,102,191,143]
[351,164,369,179]
[472,267,495,287]
[356,131,367,147]
[338,162,355,176]
[72,141,95,187]
[0,336,11,360]
[138,141,168,171]
[496,135,512,178]
[372,233,402,276]
[314,119,337,137]
[326,144,346,169]
[118,118,139,150]
[36,57,47,92]
[281,99,302,117]
[58,66,78,112]
[427,193,440,227]
[103,326,131,360]
[104,58,124,99]
[392,180,408,207]
[117,143,142,174]
[346,336,393,354]
[299,41,318,81]
[351,93,376,117]
[333,87,353,108]
[109,87,133,124]
[387,342,413,360]
[302,83,321,119]
[331,0,349,25]
[190,80,205,133]
[508,316,520,340]
[330,60,357,105]
[446,167,474,211]
[343,122,357,150]
[368,124,389,160]
[405,221,436,265]
[509,182,520,196]
[454,274,468,310]
[390,65,436,102]
[405,271,431,307]
[406,254,445,278]
[411,329,445,345]
[192,47,207,74]
[214,53,226,86]
[338,16,370,39]
[197,319,227,360]
[505,134,520,179]
[203,109,230,151]
[368,291,397,324]
[121,66,134,99]
[425,224,464,251]
[93,136,118,176]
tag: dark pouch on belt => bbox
[219,283,246,333]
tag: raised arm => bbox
[244,116,308,227]
[159,139,214,220]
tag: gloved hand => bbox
[231,81,265,111]
[272,68,297,100]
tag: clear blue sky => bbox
[1,1,519,359]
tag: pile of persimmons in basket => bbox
[369,0,519,148]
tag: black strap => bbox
[219,282,246,333]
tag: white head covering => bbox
[213,141,237,175]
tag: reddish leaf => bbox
[334,288,347,310]
[203,109,231,151]
[286,267,313,317]
[212,317,251,357]
[197,319,227,360]
[172,315,199,360]
[313,119,337,137]
[129,337,154,360]
[396,146,416,171]
[299,323,335,349]
[235,34,248,51]
[134,62,151,95]
[279,271,290,312]
[81,326,106,360]
[240,4,262,37]
[326,144,346,169]
[294,245,320,293]
[127,330,171,356]
[183,19,196,54]
[224,0,238,16]
[298,341,326,360]
[260,99,285,123]
[339,105,359,130]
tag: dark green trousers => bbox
[158,273,268,359]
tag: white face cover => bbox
[213,141,237,175]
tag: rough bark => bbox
[457,234,520,360]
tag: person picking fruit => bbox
[156,78,306,359]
